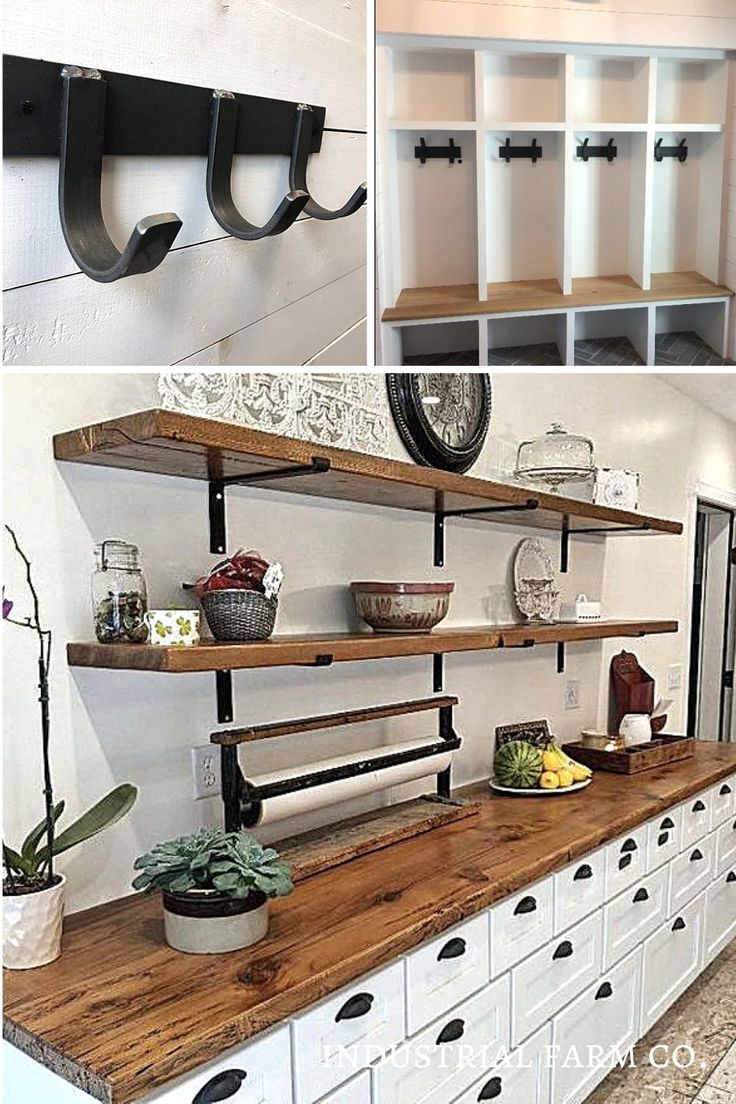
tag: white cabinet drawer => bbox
[669,832,717,917]
[405,912,490,1035]
[321,1071,371,1104]
[646,808,681,871]
[680,791,712,850]
[704,867,736,964]
[372,974,510,1104]
[716,815,736,876]
[554,849,605,936]
[292,962,405,1104]
[452,1023,552,1104]
[605,826,648,899]
[711,775,736,827]
[603,865,668,970]
[511,910,603,1047]
[641,894,705,1034]
[491,876,554,977]
[147,1025,292,1104]
[551,947,642,1104]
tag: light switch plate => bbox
[667,665,682,692]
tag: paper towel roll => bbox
[244,737,453,826]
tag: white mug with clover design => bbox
[145,609,200,646]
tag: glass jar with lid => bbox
[92,540,148,643]
[514,423,595,488]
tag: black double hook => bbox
[58,66,182,283]
[207,90,309,239]
[290,104,367,220]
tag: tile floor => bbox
[589,939,736,1103]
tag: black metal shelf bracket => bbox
[216,669,234,725]
[207,91,308,240]
[433,653,444,693]
[500,137,542,164]
[577,138,617,163]
[561,519,651,573]
[59,66,182,282]
[655,138,688,163]
[290,104,367,220]
[208,455,331,553]
[434,499,539,567]
[557,642,565,674]
[219,699,462,830]
[414,137,462,165]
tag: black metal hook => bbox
[577,138,617,163]
[290,103,367,220]
[58,66,182,282]
[655,138,688,163]
[207,91,309,240]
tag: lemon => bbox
[557,768,574,788]
[540,771,560,789]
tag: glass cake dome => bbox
[514,423,595,488]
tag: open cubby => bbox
[656,60,727,126]
[486,130,564,287]
[573,57,650,126]
[393,129,478,291]
[572,132,648,284]
[379,42,733,337]
[651,131,724,285]
[487,313,566,365]
[400,320,480,365]
[390,48,476,122]
[575,307,649,365]
[484,53,564,125]
[654,301,729,364]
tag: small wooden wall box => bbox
[610,650,655,732]
[563,735,695,775]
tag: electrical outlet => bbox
[191,746,221,800]
[565,679,580,710]
[667,664,683,692]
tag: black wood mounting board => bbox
[3,54,326,157]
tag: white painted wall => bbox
[3,371,736,914]
[2,1,367,366]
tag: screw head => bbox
[20,100,34,114]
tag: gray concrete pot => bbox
[162,888,268,954]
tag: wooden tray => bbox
[563,735,695,774]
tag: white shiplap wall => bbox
[3,1,367,366]
[727,64,736,359]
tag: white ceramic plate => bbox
[490,778,592,797]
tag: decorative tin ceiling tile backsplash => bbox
[157,372,389,454]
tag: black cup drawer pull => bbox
[193,1070,246,1103]
[335,992,374,1022]
[727,872,736,883]
[661,817,675,830]
[553,940,573,960]
[438,937,467,961]
[478,1076,503,1100]
[574,864,593,881]
[720,784,732,796]
[692,800,706,813]
[621,838,638,853]
[618,854,632,871]
[672,917,686,931]
[633,887,649,903]
[690,849,704,862]
[514,896,537,916]
[595,982,613,1000]
[658,832,669,847]
[436,1018,465,1044]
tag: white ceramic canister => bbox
[145,609,200,645]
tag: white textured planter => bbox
[3,874,65,970]
[162,889,269,955]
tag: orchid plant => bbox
[3,526,137,895]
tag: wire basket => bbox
[199,589,278,642]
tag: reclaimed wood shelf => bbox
[67,620,679,673]
[382,271,734,323]
[53,408,682,537]
[5,746,736,1104]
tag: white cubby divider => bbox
[378,38,734,362]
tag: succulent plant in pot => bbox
[3,526,138,970]
[132,826,293,955]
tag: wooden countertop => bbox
[4,744,736,1104]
